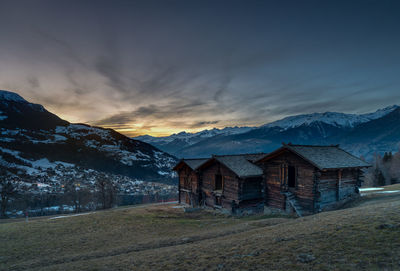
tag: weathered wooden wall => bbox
[317,168,359,210]
[257,151,317,212]
[200,161,239,210]
[177,164,200,206]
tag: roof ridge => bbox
[212,152,266,157]
[287,144,340,148]
[334,145,369,162]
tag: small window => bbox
[288,166,296,188]
[215,174,223,190]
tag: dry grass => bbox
[1,192,400,271]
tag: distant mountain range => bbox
[0,90,177,188]
[135,105,400,159]
[135,126,254,155]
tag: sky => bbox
[0,0,400,137]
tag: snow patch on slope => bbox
[56,124,112,141]
[0,147,75,176]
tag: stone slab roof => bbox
[259,144,370,170]
[213,154,265,178]
[182,158,209,170]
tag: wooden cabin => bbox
[195,154,266,215]
[173,158,208,206]
[256,144,370,215]
[173,144,370,216]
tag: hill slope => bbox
[339,107,400,156]
[0,90,177,189]
[0,90,68,130]
[1,187,399,270]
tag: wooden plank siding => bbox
[257,151,317,212]
[200,161,240,210]
[317,168,360,210]
[199,161,264,213]
[177,164,200,206]
[260,163,286,209]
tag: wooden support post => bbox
[178,176,181,204]
[313,170,319,212]
[337,170,342,201]
[262,173,267,205]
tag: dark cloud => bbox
[92,112,135,127]
[93,98,214,125]
[95,55,128,93]
[0,0,400,135]
[213,74,231,102]
[27,77,40,89]
[35,29,88,68]
[189,121,219,129]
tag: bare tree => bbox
[0,169,18,218]
[365,150,400,187]
[96,174,116,209]
[96,175,107,209]
[74,186,92,213]
[63,181,91,213]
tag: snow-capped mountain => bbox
[0,90,177,191]
[263,105,399,130]
[136,105,400,159]
[136,126,253,144]
[134,126,253,155]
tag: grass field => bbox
[1,186,400,271]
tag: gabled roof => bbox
[211,153,265,178]
[173,158,208,171]
[257,143,370,170]
[241,153,268,162]
[184,158,209,170]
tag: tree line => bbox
[0,168,177,219]
[363,151,400,187]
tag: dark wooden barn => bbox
[173,158,208,205]
[195,154,266,214]
[255,144,370,216]
[173,144,370,216]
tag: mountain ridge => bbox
[136,105,400,159]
